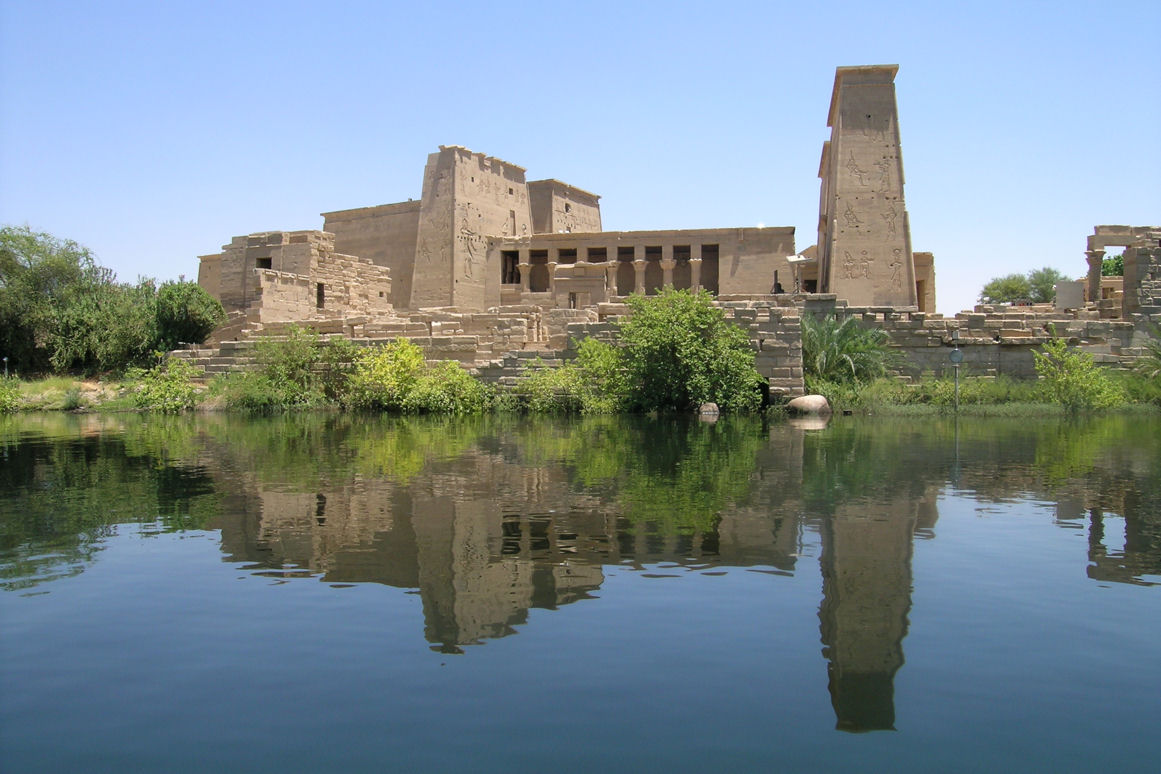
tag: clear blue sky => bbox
[2,0,1158,315]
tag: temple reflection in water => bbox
[4,412,1157,734]
[205,417,944,731]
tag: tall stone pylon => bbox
[410,146,534,310]
[817,66,916,307]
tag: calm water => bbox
[1,412,1159,772]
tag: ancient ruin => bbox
[191,66,1160,392]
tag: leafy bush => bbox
[619,288,762,413]
[134,357,200,413]
[346,337,426,411]
[61,386,84,411]
[519,338,628,415]
[346,338,489,414]
[1033,336,1125,411]
[221,326,340,411]
[155,281,226,350]
[0,377,21,413]
[801,313,899,384]
[402,360,490,414]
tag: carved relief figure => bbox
[889,249,903,289]
[846,152,869,186]
[842,250,857,280]
[881,205,898,239]
[874,159,891,191]
[860,250,872,279]
[843,201,863,228]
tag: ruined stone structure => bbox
[1084,226,1161,319]
[197,230,392,327]
[190,66,1158,394]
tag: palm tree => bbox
[801,312,899,383]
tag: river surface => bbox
[1,412,1159,772]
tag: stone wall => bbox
[323,201,421,310]
[198,230,392,323]
[807,298,1147,378]
[528,179,602,234]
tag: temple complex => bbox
[190,66,1160,393]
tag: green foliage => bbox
[619,288,762,413]
[1134,327,1161,382]
[61,386,84,411]
[222,326,329,411]
[521,357,584,414]
[1102,254,1124,276]
[1026,267,1068,303]
[979,266,1069,304]
[519,338,628,415]
[134,357,200,413]
[0,225,208,374]
[155,281,226,350]
[0,377,22,413]
[801,313,899,384]
[1033,336,1125,412]
[403,360,491,414]
[346,338,489,414]
[346,337,426,411]
[805,374,1053,414]
[979,273,1032,304]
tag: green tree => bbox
[979,273,1032,304]
[1101,254,1124,276]
[979,266,1069,305]
[619,288,762,413]
[155,281,226,350]
[0,225,113,372]
[1027,267,1068,303]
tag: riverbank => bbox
[3,371,1160,417]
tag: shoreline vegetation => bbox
[3,226,1159,418]
[2,310,1159,417]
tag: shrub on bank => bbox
[134,357,200,413]
[520,338,629,415]
[346,338,489,414]
[619,288,763,413]
[0,377,21,413]
[1034,336,1124,412]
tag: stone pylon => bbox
[817,65,917,307]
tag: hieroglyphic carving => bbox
[846,152,869,186]
[881,205,898,239]
[859,250,871,279]
[842,250,857,280]
[843,201,863,228]
[874,159,891,191]
[889,249,903,289]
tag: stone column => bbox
[547,261,558,294]
[632,245,645,294]
[661,245,675,288]
[1085,249,1105,304]
[690,258,703,292]
[604,261,618,293]
[518,248,531,293]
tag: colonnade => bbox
[510,243,714,296]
